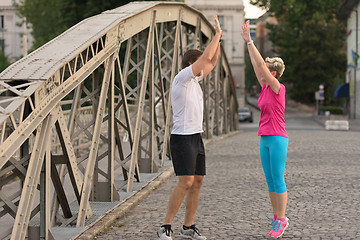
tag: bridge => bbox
[0,2,238,239]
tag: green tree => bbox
[0,50,10,73]
[15,0,183,51]
[244,48,258,94]
[250,0,346,104]
[14,0,67,50]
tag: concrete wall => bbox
[346,3,360,119]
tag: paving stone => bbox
[95,112,360,239]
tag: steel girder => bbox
[0,2,238,239]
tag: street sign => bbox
[315,91,325,100]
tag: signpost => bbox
[315,84,325,115]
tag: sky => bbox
[243,0,266,19]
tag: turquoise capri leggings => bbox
[260,135,289,194]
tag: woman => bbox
[241,20,289,238]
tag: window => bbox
[0,16,4,29]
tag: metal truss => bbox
[0,2,238,239]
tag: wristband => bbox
[247,40,254,45]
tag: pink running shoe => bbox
[268,215,277,236]
[270,217,289,238]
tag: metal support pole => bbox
[77,53,114,227]
[11,115,53,240]
[126,11,156,191]
[161,11,181,167]
[355,10,358,119]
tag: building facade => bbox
[339,0,360,119]
[185,0,245,105]
[255,12,277,58]
[246,18,257,45]
[0,0,33,65]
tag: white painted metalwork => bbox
[0,2,238,239]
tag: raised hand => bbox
[214,15,223,38]
[241,20,251,43]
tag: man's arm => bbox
[192,16,222,78]
[201,42,221,78]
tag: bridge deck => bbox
[0,2,182,81]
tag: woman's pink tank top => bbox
[257,84,288,138]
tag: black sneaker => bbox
[179,225,207,240]
[157,226,173,240]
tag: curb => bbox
[313,116,326,127]
[73,130,242,239]
[74,167,174,240]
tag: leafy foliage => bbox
[244,47,258,93]
[14,0,67,50]
[250,0,346,104]
[0,50,10,73]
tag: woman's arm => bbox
[251,56,266,87]
[241,20,280,94]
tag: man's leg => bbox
[163,175,195,224]
[184,175,203,226]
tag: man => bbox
[157,16,222,240]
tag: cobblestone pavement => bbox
[95,109,360,240]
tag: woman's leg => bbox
[269,192,278,216]
[275,192,287,219]
[269,136,289,218]
[269,192,287,218]
[260,136,277,215]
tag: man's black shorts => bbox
[170,133,206,176]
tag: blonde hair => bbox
[265,57,285,79]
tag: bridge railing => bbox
[0,2,238,239]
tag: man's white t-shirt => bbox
[171,65,204,135]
